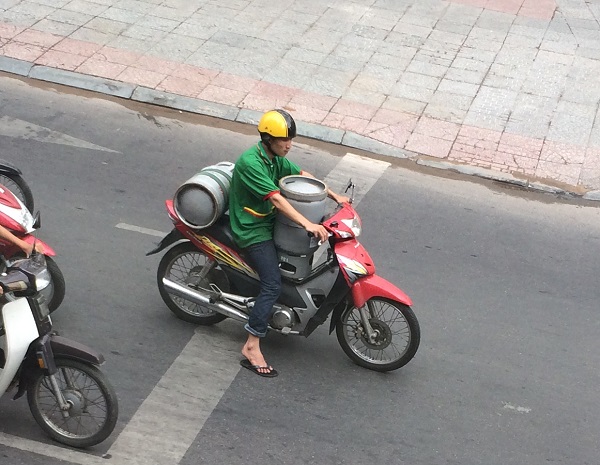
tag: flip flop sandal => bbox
[240,358,278,378]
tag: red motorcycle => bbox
[0,184,65,312]
[148,177,420,372]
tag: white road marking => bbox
[0,116,120,153]
[115,222,166,237]
[0,328,241,465]
[503,403,532,414]
[0,152,386,463]
[322,152,390,204]
[106,327,241,465]
[0,432,107,465]
[314,152,390,262]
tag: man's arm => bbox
[0,225,36,256]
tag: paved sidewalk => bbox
[1,0,600,199]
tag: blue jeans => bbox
[243,240,281,338]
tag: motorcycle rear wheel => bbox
[27,358,119,448]
[336,298,420,372]
[0,173,34,212]
[157,242,228,325]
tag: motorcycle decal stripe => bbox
[194,234,257,276]
[337,254,369,276]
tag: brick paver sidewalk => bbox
[1,0,599,197]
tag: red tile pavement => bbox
[157,75,210,98]
[1,6,599,193]
[36,49,87,71]
[406,133,454,159]
[198,85,246,107]
[76,59,127,80]
[582,148,600,187]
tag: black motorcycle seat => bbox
[203,215,238,251]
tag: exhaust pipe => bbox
[162,277,249,323]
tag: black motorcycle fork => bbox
[303,272,352,337]
[12,334,70,412]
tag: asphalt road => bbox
[1,75,599,465]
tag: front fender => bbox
[351,274,413,308]
[0,159,21,175]
[13,334,104,399]
[50,335,105,366]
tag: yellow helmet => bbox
[258,109,297,142]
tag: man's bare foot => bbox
[241,335,274,375]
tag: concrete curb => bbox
[416,159,600,200]
[1,56,597,202]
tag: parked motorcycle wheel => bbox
[41,256,66,313]
[27,358,119,448]
[336,298,420,372]
[0,173,34,212]
[157,242,228,325]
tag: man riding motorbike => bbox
[229,109,349,377]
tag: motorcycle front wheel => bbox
[336,298,420,372]
[42,256,65,313]
[157,242,228,325]
[27,358,119,448]
[0,173,34,212]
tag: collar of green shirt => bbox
[257,142,274,166]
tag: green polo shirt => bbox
[229,142,301,249]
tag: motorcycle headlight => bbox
[341,216,362,237]
[34,267,52,292]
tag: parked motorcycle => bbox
[0,159,34,213]
[148,177,420,372]
[0,183,65,312]
[0,252,118,448]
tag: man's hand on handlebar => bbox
[329,192,351,205]
[305,222,329,243]
[21,241,44,257]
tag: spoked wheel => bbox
[27,358,118,448]
[336,298,420,372]
[0,173,34,212]
[157,242,228,325]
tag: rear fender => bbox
[146,228,186,256]
[351,274,413,308]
